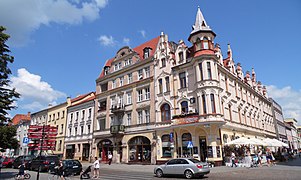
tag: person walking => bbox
[18,162,25,180]
[257,149,263,166]
[231,152,237,167]
[108,152,113,165]
[93,157,100,179]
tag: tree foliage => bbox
[0,26,20,123]
[0,126,19,150]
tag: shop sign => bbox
[174,115,199,125]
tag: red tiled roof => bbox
[71,92,95,103]
[12,113,31,125]
[98,36,160,79]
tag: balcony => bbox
[172,112,199,119]
[111,104,125,113]
[110,125,125,134]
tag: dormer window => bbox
[203,37,209,49]
[104,66,109,75]
[179,52,184,62]
[143,48,151,59]
[124,58,132,66]
[161,58,166,67]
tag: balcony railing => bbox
[110,125,125,134]
[111,104,125,113]
[172,112,199,119]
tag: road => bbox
[1,157,301,179]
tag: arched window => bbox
[210,94,216,113]
[161,103,171,121]
[203,37,209,49]
[181,101,188,114]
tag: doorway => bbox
[199,137,207,162]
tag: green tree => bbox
[0,26,20,124]
[0,126,19,151]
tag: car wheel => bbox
[156,169,163,178]
[184,170,193,179]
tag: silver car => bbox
[154,158,210,179]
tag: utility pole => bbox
[36,124,45,180]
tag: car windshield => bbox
[188,159,201,163]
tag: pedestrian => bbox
[108,152,113,165]
[231,152,237,167]
[93,157,100,179]
[58,160,65,180]
[257,149,262,166]
[18,162,25,180]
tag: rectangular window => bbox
[202,94,207,114]
[207,62,212,79]
[199,63,204,81]
[118,95,123,107]
[75,127,78,135]
[76,112,79,120]
[128,73,132,83]
[127,92,132,104]
[78,144,81,152]
[159,79,163,94]
[145,109,150,123]
[98,119,105,131]
[120,77,124,86]
[57,112,60,119]
[82,110,85,120]
[112,79,116,88]
[53,114,55,121]
[70,114,73,122]
[87,125,91,134]
[88,108,92,118]
[179,72,187,88]
[118,62,122,69]
[127,112,131,126]
[81,126,84,135]
[114,64,118,71]
[60,124,63,134]
[62,111,65,118]
[69,128,71,136]
[138,111,143,124]
[161,58,166,67]
[165,77,170,92]
[145,87,150,100]
[111,97,116,108]
[138,69,143,80]
[145,67,150,78]
[137,89,143,102]
[179,52,184,61]
[210,94,216,113]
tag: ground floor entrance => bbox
[128,136,151,163]
[66,144,75,159]
[82,143,90,161]
[97,139,113,162]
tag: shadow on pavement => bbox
[0,171,16,179]
[276,157,301,167]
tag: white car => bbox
[154,158,210,179]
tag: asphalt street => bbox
[0,156,300,180]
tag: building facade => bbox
[284,118,299,150]
[93,7,277,165]
[64,92,95,161]
[270,98,288,143]
[94,38,159,164]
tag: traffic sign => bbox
[187,141,193,148]
[23,137,30,144]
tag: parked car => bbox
[62,159,82,175]
[30,155,59,172]
[154,158,210,179]
[12,155,35,169]
[2,157,15,168]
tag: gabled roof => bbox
[98,36,160,79]
[12,113,31,125]
[71,92,95,103]
[69,93,95,108]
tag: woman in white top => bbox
[93,157,100,178]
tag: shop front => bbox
[82,143,90,161]
[128,136,151,163]
[97,139,113,162]
[66,144,75,159]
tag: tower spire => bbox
[191,6,211,34]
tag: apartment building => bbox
[64,92,95,161]
[270,98,288,143]
[94,37,159,164]
[152,7,276,165]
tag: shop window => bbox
[161,103,171,121]
[128,136,151,162]
[162,134,172,157]
[182,133,192,157]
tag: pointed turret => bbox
[188,6,216,52]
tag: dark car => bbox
[62,159,82,175]
[30,155,59,172]
[2,157,15,168]
[12,155,35,169]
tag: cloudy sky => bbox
[1,0,301,124]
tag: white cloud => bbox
[139,30,146,38]
[123,37,130,45]
[267,85,301,124]
[97,35,115,46]
[9,68,66,111]
[0,0,108,46]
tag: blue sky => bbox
[1,0,301,124]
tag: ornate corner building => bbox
[93,7,276,165]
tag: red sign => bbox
[28,125,58,151]
[174,115,199,125]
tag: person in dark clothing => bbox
[18,162,25,180]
